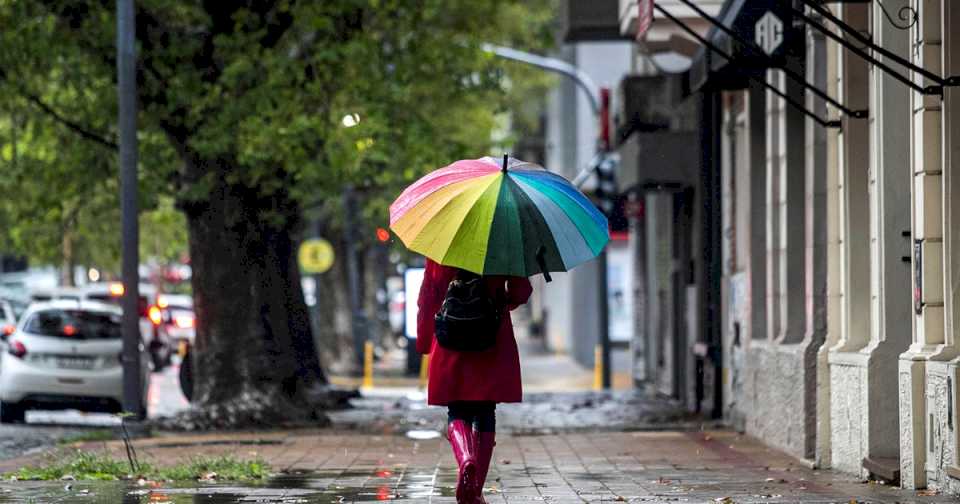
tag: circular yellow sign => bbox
[299,239,335,274]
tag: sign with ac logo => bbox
[755,11,783,55]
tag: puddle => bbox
[0,468,458,503]
[405,429,441,440]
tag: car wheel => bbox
[179,348,194,402]
[0,401,25,424]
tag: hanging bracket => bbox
[655,4,841,129]
[794,0,956,96]
[674,0,867,120]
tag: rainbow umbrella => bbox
[389,155,609,280]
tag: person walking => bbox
[416,258,532,504]
[390,155,608,501]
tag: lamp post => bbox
[117,0,143,417]
[483,44,613,389]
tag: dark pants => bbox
[447,401,496,433]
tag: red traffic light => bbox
[376,227,390,243]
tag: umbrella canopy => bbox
[389,156,609,278]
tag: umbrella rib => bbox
[409,174,501,265]
[512,171,607,231]
[510,177,595,271]
[511,173,608,256]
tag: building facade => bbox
[610,0,960,495]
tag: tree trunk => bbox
[184,169,326,426]
[60,229,75,287]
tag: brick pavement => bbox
[4,429,954,503]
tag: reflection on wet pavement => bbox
[0,468,458,503]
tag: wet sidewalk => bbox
[0,429,952,503]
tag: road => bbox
[0,362,189,461]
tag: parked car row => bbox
[0,282,196,423]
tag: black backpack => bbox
[434,271,501,352]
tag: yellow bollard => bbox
[593,344,603,391]
[419,354,430,389]
[362,341,374,389]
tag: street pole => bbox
[484,45,612,389]
[342,185,368,371]
[117,0,142,417]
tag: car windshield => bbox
[24,309,122,340]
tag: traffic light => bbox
[594,153,619,218]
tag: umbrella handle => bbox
[536,246,552,283]
[502,154,509,173]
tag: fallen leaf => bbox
[917,489,939,496]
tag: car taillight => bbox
[148,305,163,326]
[1,325,14,337]
[109,282,125,297]
[63,324,77,337]
[174,315,194,329]
[8,341,26,359]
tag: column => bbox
[860,0,912,477]
[817,3,844,467]
[899,0,947,490]
[828,2,872,477]
[749,81,768,345]
[944,0,960,487]
[804,20,829,464]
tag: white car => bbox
[0,300,151,423]
[81,282,174,371]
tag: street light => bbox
[482,44,613,389]
[342,113,361,128]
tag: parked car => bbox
[0,300,151,422]
[155,294,198,402]
[81,282,173,371]
[156,294,195,350]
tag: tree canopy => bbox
[0,0,555,424]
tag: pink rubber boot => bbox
[447,420,477,503]
[473,431,496,503]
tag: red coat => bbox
[416,260,533,406]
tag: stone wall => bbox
[925,362,960,494]
[828,361,867,476]
[745,343,814,459]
